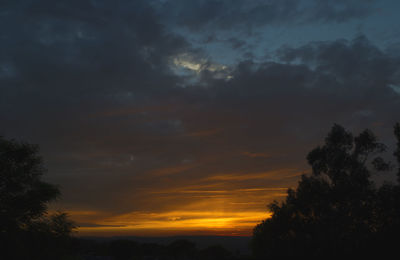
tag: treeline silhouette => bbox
[252,123,400,257]
[2,123,400,259]
[69,238,252,260]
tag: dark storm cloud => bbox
[0,0,193,148]
[198,37,400,134]
[154,0,377,32]
[44,36,400,215]
[0,0,188,101]
[278,36,400,92]
[0,0,192,210]
[1,0,399,230]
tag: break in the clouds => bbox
[1,0,399,235]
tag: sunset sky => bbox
[1,0,400,236]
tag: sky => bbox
[1,0,400,236]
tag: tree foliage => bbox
[0,136,75,259]
[394,123,400,180]
[252,124,400,257]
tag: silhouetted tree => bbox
[394,123,400,180]
[0,136,75,259]
[252,124,400,257]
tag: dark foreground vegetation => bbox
[0,136,76,259]
[253,123,400,257]
[68,237,252,260]
[1,122,400,259]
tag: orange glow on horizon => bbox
[73,209,272,237]
[60,168,302,237]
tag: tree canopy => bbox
[0,136,75,259]
[252,123,400,257]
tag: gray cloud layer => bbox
[0,0,399,231]
[154,0,377,32]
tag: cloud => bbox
[154,0,377,32]
[1,0,399,235]
[171,52,234,82]
[77,209,271,236]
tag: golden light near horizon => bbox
[55,168,302,236]
[75,210,272,236]
[65,178,290,236]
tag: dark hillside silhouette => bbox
[252,123,400,257]
[72,237,251,260]
[0,136,75,259]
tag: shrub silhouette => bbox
[0,136,75,259]
[252,123,400,257]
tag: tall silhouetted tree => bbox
[252,124,400,257]
[0,136,75,259]
[394,123,400,180]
